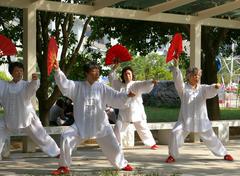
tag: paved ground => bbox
[0,140,239,176]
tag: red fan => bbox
[47,36,58,76]
[0,34,17,56]
[105,44,132,65]
[166,33,183,63]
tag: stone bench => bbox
[2,126,69,158]
[2,120,240,157]
[121,120,240,147]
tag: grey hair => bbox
[185,67,202,82]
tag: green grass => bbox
[145,106,240,122]
[0,107,239,123]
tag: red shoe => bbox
[51,166,70,175]
[165,155,175,163]
[122,164,134,171]
[224,154,234,161]
[150,144,159,150]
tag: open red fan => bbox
[47,36,58,76]
[0,34,17,56]
[105,44,132,65]
[166,33,183,63]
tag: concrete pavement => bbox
[0,140,239,176]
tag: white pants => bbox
[59,124,128,169]
[114,120,156,147]
[0,117,60,157]
[168,123,227,158]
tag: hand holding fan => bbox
[105,44,132,65]
[47,36,58,76]
[0,34,17,56]
[166,33,183,63]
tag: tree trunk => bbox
[201,27,220,120]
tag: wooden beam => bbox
[197,0,240,20]
[93,0,123,10]
[0,0,33,8]
[148,0,196,15]
[1,0,240,29]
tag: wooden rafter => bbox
[148,0,196,15]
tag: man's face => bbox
[86,68,100,82]
[11,67,23,82]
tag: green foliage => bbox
[111,53,173,81]
[0,71,11,81]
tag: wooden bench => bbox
[2,120,240,157]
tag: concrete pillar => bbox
[23,5,37,81]
[190,23,201,68]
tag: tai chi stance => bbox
[165,59,233,163]
[0,62,60,160]
[51,61,135,175]
[109,64,158,150]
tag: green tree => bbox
[87,17,240,120]
[116,53,172,81]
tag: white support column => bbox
[190,23,201,68]
[23,5,37,80]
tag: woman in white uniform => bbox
[0,62,60,160]
[165,59,233,163]
[51,61,135,175]
[108,64,158,150]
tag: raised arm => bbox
[108,63,122,90]
[25,73,40,100]
[172,59,184,97]
[53,60,76,100]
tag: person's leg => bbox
[199,129,228,157]
[52,124,82,175]
[96,128,130,170]
[0,119,9,159]
[23,117,60,157]
[167,123,189,161]
[113,120,129,145]
[133,120,156,147]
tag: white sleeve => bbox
[0,80,5,103]
[172,67,184,98]
[202,84,218,99]
[25,80,40,100]
[129,80,154,95]
[54,69,76,100]
[104,84,131,109]
[108,70,122,91]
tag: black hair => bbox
[83,62,100,74]
[8,62,24,75]
[121,66,135,83]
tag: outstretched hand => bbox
[53,59,59,70]
[32,73,38,80]
[112,63,120,70]
[214,83,221,89]
[173,58,179,67]
[127,91,135,97]
[152,80,158,86]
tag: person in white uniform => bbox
[165,59,234,163]
[0,62,60,160]
[108,64,159,150]
[51,60,135,175]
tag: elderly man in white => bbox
[51,60,135,175]
[108,64,159,150]
[165,59,233,163]
[0,62,60,160]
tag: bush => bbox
[0,71,11,81]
